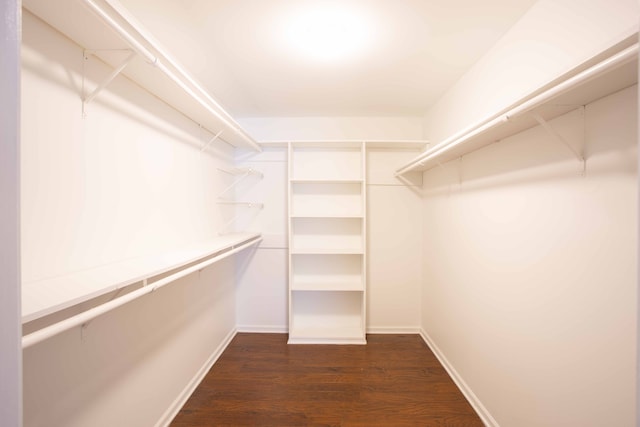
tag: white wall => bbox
[367,149,423,332]
[422,0,638,144]
[422,86,637,426]
[239,116,424,142]
[418,1,639,425]
[22,11,240,427]
[1,1,22,426]
[235,147,289,332]
[234,118,425,333]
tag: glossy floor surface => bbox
[171,333,483,426]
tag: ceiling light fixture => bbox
[279,3,373,63]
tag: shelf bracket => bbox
[217,168,263,199]
[200,129,224,152]
[531,111,586,174]
[80,286,125,342]
[83,50,137,107]
[217,200,264,209]
[218,202,264,234]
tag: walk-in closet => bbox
[1,0,638,426]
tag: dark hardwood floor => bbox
[171,333,484,427]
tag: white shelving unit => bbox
[287,142,367,344]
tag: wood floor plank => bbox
[171,333,484,427]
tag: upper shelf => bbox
[396,38,638,175]
[23,0,261,152]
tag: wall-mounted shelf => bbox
[23,0,261,152]
[396,40,638,175]
[22,232,262,325]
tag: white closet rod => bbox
[395,42,639,176]
[82,0,261,153]
[22,236,262,349]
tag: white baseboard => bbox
[236,325,288,333]
[419,328,498,427]
[155,327,238,427]
[367,326,421,334]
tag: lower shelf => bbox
[289,291,365,344]
[288,327,366,345]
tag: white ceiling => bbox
[118,0,537,118]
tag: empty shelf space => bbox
[22,232,261,323]
[291,281,364,292]
[291,254,363,291]
[289,291,365,344]
[290,248,364,255]
[290,147,363,181]
[287,326,367,345]
[290,217,364,253]
[291,182,363,217]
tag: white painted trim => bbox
[236,325,288,334]
[155,327,238,427]
[419,328,498,427]
[367,326,421,334]
[0,1,22,426]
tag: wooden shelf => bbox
[22,232,261,323]
[23,0,260,151]
[396,40,638,174]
